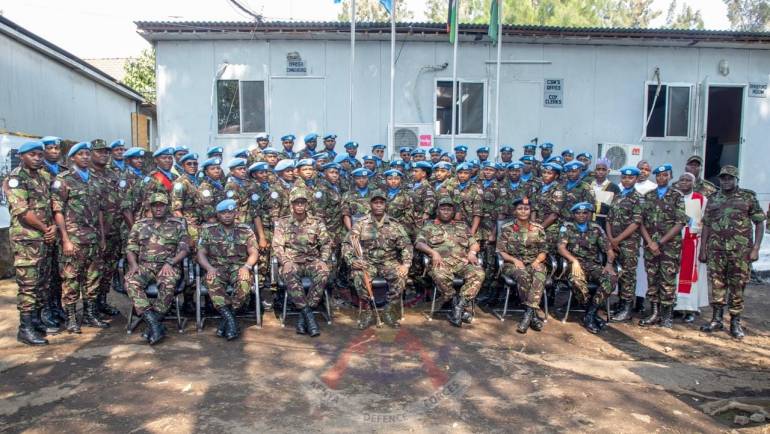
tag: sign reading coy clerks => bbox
[749,82,767,98]
[544,79,563,107]
[286,52,307,75]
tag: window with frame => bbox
[217,80,266,134]
[645,84,691,138]
[435,80,485,136]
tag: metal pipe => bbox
[493,0,503,161]
[349,0,356,141]
[388,0,396,158]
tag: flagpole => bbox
[349,0,356,140]
[450,2,459,151]
[493,0,502,161]
[388,0,396,159]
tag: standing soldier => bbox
[124,193,190,345]
[476,161,507,303]
[523,144,540,176]
[607,167,644,322]
[343,190,413,329]
[372,144,388,168]
[562,161,595,215]
[300,133,319,158]
[342,168,374,230]
[206,146,224,161]
[224,158,253,223]
[429,147,443,164]
[249,133,271,164]
[172,153,204,313]
[263,159,296,223]
[322,134,338,160]
[531,163,566,253]
[476,146,491,164]
[197,199,259,340]
[198,157,226,223]
[497,197,548,334]
[499,146,514,164]
[504,162,539,214]
[383,169,415,233]
[699,165,764,339]
[4,142,58,345]
[684,155,718,197]
[52,142,109,333]
[171,145,189,177]
[272,188,332,337]
[519,156,538,183]
[109,140,127,172]
[248,161,275,308]
[436,163,482,236]
[415,196,484,327]
[558,202,617,334]
[432,161,453,190]
[409,161,436,226]
[576,152,595,184]
[343,141,362,169]
[639,164,687,328]
[278,134,297,160]
[120,147,147,234]
[40,136,67,325]
[453,145,468,164]
[138,146,177,218]
[539,142,554,164]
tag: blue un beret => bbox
[274,159,295,172]
[454,145,468,153]
[372,144,386,151]
[433,162,453,171]
[207,146,224,157]
[296,158,315,168]
[523,143,536,150]
[227,158,247,169]
[540,142,554,149]
[506,162,524,170]
[344,141,359,149]
[233,149,250,159]
[652,164,673,175]
[481,161,495,169]
[173,145,189,154]
[545,156,564,164]
[19,141,44,155]
[281,134,296,142]
[477,146,490,154]
[124,147,146,159]
[384,169,404,177]
[351,168,372,177]
[249,162,269,173]
[619,166,641,176]
[456,163,472,172]
[179,153,198,164]
[110,139,126,149]
[390,159,406,168]
[561,149,574,157]
[40,136,62,146]
[564,161,584,171]
[304,133,318,142]
[68,142,91,158]
[519,155,535,163]
[410,149,426,156]
[399,146,412,154]
[216,199,237,213]
[362,155,376,162]
[413,161,433,171]
[321,162,341,171]
[153,146,174,158]
[571,202,594,213]
[323,134,337,140]
[428,147,442,154]
[576,152,593,160]
[333,154,349,164]
[500,146,514,153]
[495,163,507,170]
[262,147,279,155]
[542,162,563,173]
[312,152,329,160]
[201,158,221,170]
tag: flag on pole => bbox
[448,0,458,44]
[488,0,500,45]
[379,0,393,14]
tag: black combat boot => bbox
[30,309,48,336]
[461,308,474,324]
[382,302,400,329]
[17,312,48,346]
[64,303,81,334]
[97,292,120,316]
[52,294,67,324]
[82,300,110,328]
[40,302,62,333]
[683,311,696,323]
[216,317,227,338]
[638,302,660,326]
[659,304,674,328]
[517,307,534,334]
[302,306,320,337]
[530,312,544,332]
[447,296,465,328]
[220,306,239,341]
[357,306,373,330]
[143,310,166,345]
[700,306,724,332]
[634,296,646,313]
[610,299,633,322]
[730,314,745,339]
[295,310,307,334]
[583,303,601,334]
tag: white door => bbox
[269,77,326,148]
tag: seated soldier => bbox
[272,188,332,337]
[497,197,548,334]
[343,190,413,330]
[197,199,259,341]
[415,196,484,327]
[557,202,617,334]
[124,193,190,345]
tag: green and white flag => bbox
[488,0,500,45]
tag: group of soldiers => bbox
[4,132,765,346]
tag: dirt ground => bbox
[1,280,769,433]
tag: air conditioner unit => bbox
[599,143,644,174]
[394,123,433,149]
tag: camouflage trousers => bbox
[98,232,122,297]
[644,242,680,306]
[429,260,485,302]
[501,262,546,310]
[11,240,51,312]
[708,250,751,315]
[125,263,179,315]
[60,243,102,305]
[351,261,405,304]
[279,259,329,309]
[48,241,62,305]
[206,264,251,310]
[257,227,272,287]
[569,261,616,306]
[616,239,640,301]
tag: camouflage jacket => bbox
[503,179,540,218]
[532,182,566,231]
[385,189,415,230]
[198,177,227,223]
[316,180,344,239]
[342,188,373,221]
[703,188,765,253]
[198,222,257,269]
[416,220,478,266]
[559,221,609,264]
[139,169,177,218]
[695,179,718,197]
[342,213,413,266]
[250,181,272,228]
[606,189,643,244]
[409,180,436,222]
[562,180,595,220]
[91,166,122,233]
[641,187,688,242]
[126,216,189,264]
[51,169,102,245]
[477,178,508,232]
[119,169,144,221]
[248,147,269,165]
[436,178,483,227]
[225,176,258,225]
[3,167,53,242]
[496,221,547,264]
[172,174,203,225]
[272,214,331,264]
[262,179,294,222]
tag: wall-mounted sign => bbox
[749,82,767,98]
[544,79,563,107]
[286,52,307,75]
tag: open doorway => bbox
[704,86,743,182]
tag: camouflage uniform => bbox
[477,179,508,287]
[41,162,66,310]
[198,177,226,223]
[138,169,177,218]
[3,167,53,312]
[416,220,484,301]
[198,222,258,309]
[436,178,483,228]
[503,179,540,217]
[606,189,643,302]
[409,180,436,224]
[263,179,294,223]
[251,180,273,285]
[386,189,415,236]
[695,179,718,197]
[341,188,373,224]
[558,221,615,305]
[342,214,413,303]
[702,188,765,315]
[92,166,123,303]
[531,182,566,251]
[125,216,189,315]
[562,181,595,220]
[51,170,103,305]
[224,176,257,225]
[172,173,204,239]
[497,221,547,311]
[272,214,331,309]
[641,188,687,306]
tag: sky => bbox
[0,0,732,59]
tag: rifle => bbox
[350,234,382,328]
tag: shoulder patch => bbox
[174,182,184,192]
[553,190,564,200]
[270,191,279,199]
[251,193,259,202]
[201,189,211,198]
[7,178,19,188]
[143,176,151,184]
[559,225,567,233]
[226,190,234,198]
[51,180,61,190]
[118,179,127,188]
[314,191,323,199]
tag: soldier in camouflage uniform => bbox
[558,202,617,334]
[278,134,297,160]
[299,133,319,159]
[224,158,260,227]
[362,155,385,189]
[523,144,541,177]
[497,197,548,334]
[639,164,687,328]
[120,147,148,230]
[262,159,296,226]
[342,168,375,231]
[562,161,595,218]
[315,162,346,301]
[431,162,452,190]
[475,162,508,303]
[52,142,109,333]
[197,199,259,340]
[343,190,413,329]
[198,158,227,223]
[294,158,322,216]
[137,146,178,219]
[699,165,765,339]
[109,140,127,173]
[503,162,540,216]
[684,155,718,197]
[436,163,482,235]
[248,162,274,295]
[322,134,338,160]
[4,142,58,345]
[272,188,332,337]
[607,167,644,322]
[410,161,436,224]
[576,152,595,184]
[415,196,484,327]
[531,163,566,253]
[125,193,190,345]
[171,153,205,313]
[249,133,271,164]
[383,169,415,234]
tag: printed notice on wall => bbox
[544,79,563,107]
[749,82,767,98]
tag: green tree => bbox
[337,0,414,21]
[665,0,705,29]
[606,0,662,28]
[122,48,156,103]
[724,0,770,31]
